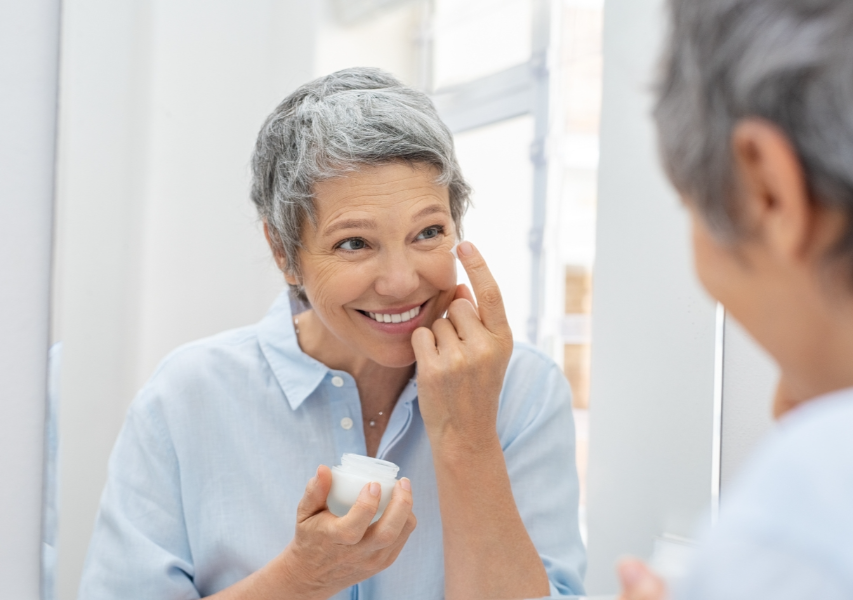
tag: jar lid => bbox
[339,453,400,480]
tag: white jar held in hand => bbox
[328,454,400,523]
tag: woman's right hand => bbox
[272,465,417,599]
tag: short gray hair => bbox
[250,67,471,301]
[655,0,853,263]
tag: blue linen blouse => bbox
[79,291,587,599]
[674,387,853,600]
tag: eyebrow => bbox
[322,204,451,237]
[411,204,451,221]
[322,218,377,237]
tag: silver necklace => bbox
[367,398,397,427]
[294,315,393,427]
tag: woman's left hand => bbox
[411,241,514,452]
[617,558,668,600]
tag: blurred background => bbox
[51,0,603,596]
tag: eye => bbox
[337,238,367,251]
[416,225,444,241]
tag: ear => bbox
[263,221,301,286]
[731,119,812,262]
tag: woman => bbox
[619,0,853,598]
[79,68,586,599]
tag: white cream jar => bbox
[327,453,400,523]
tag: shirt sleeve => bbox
[497,346,587,596]
[78,390,200,600]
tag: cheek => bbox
[418,249,458,310]
[691,224,715,293]
[421,250,456,289]
[301,255,369,314]
[691,218,737,304]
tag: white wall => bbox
[54,2,315,596]
[315,0,424,85]
[0,1,60,596]
[585,0,718,593]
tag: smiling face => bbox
[286,162,458,368]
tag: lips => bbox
[364,305,421,324]
[355,300,429,332]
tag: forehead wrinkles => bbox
[313,174,450,235]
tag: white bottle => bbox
[327,454,400,523]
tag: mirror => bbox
[48,0,603,597]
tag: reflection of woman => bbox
[618,1,853,599]
[80,68,585,599]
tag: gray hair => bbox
[250,67,471,302]
[655,0,853,264]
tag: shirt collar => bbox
[257,290,329,411]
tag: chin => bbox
[370,344,417,369]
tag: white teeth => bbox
[400,306,420,322]
[365,305,421,324]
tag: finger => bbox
[375,512,418,570]
[296,465,332,523]
[617,559,667,600]
[430,317,462,352]
[363,478,414,550]
[455,241,510,336]
[333,482,382,545]
[453,283,478,315]
[411,326,439,361]
[445,297,481,341]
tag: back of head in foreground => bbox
[655,0,853,414]
[618,1,853,599]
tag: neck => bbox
[767,277,853,417]
[293,308,414,400]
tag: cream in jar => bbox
[327,454,400,523]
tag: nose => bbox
[374,249,420,300]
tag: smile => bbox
[364,305,421,324]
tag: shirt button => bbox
[331,376,344,387]
[340,417,353,430]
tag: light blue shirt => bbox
[675,387,853,599]
[79,291,586,599]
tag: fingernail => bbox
[369,482,380,497]
[450,242,459,259]
[458,241,473,257]
[400,477,411,491]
